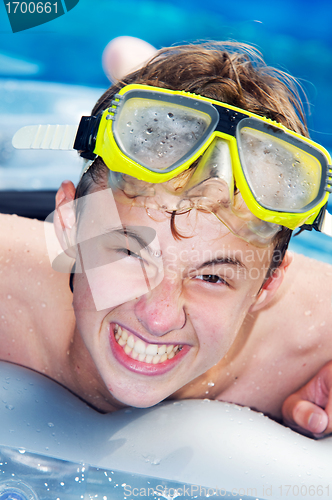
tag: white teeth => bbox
[124,345,132,355]
[127,335,135,349]
[134,339,146,354]
[158,344,166,356]
[114,324,182,364]
[145,344,158,356]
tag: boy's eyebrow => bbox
[196,256,247,272]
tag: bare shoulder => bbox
[0,212,72,309]
[282,252,332,314]
[259,252,332,340]
[0,213,53,296]
[0,214,74,367]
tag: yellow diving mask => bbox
[12,84,332,247]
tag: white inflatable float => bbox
[0,361,331,500]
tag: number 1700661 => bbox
[5,2,58,14]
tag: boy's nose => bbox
[133,278,186,337]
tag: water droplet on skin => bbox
[304,310,312,316]
[41,303,46,308]
[7,295,11,299]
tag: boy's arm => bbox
[282,360,332,438]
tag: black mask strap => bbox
[69,262,76,293]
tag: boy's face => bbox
[67,185,276,409]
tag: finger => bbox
[282,395,328,436]
[321,387,332,435]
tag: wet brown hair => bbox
[76,41,309,279]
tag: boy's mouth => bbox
[114,324,182,365]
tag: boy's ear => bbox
[249,251,293,313]
[54,181,77,258]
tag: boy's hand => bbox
[282,361,332,438]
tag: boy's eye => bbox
[196,274,227,285]
[116,248,143,260]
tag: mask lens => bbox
[113,97,212,172]
[239,126,322,211]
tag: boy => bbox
[4,41,332,438]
